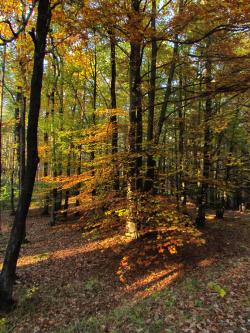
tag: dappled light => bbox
[127,267,183,300]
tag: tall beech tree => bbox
[109,30,119,191]
[126,0,144,238]
[145,0,157,193]
[0,0,52,309]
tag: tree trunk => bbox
[126,0,143,238]
[19,95,26,194]
[42,95,49,216]
[91,38,97,197]
[50,89,57,226]
[155,41,179,145]
[177,72,187,211]
[109,31,119,191]
[196,40,212,227]
[0,45,6,234]
[0,0,51,309]
[10,154,15,216]
[145,0,157,192]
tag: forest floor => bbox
[0,204,249,333]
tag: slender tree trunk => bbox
[109,31,119,191]
[42,95,49,216]
[0,0,51,309]
[196,41,212,227]
[19,94,28,242]
[177,72,187,211]
[174,116,180,209]
[19,95,26,194]
[126,0,143,238]
[10,152,15,216]
[91,39,97,197]
[0,46,6,232]
[50,89,57,226]
[15,91,21,175]
[145,0,157,192]
[155,41,178,145]
[57,56,64,209]
[64,141,73,212]
[151,39,178,193]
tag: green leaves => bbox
[207,281,227,298]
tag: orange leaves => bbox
[74,123,113,146]
[158,247,164,254]
[168,245,177,255]
[97,108,128,118]
[116,255,131,284]
[125,194,205,258]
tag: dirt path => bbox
[0,210,249,333]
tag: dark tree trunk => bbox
[0,0,51,309]
[15,91,21,171]
[145,0,157,192]
[109,31,119,191]
[126,0,143,238]
[196,41,212,227]
[0,45,7,234]
[155,41,178,145]
[19,95,26,193]
[10,160,15,216]
[50,89,57,225]
[57,57,64,210]
[177,72,187,211]
[64,143,72,212]
[91,39,97,197]
[42,96,49,216]
[152,38,178,191]
[50,188,57,226]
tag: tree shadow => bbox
[0,210,249,332]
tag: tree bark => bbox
[177,72,187,211]
[126,0,143,238]
[109,31,119,191]
[0,45,6,234]
[154,41,179,145]
[196,40,212,227]
[91,38,97,197]
[0,0,51,309]
[19,95,26,194]
[42,95,49,216]
[145,0,157,192]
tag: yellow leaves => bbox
[116,255,130,284]
[0,0,34,42]
[213,119,229,134]
[120,256,129,268]
[0,0,22,16]
[158,243,177,255]
[1,118,16,129]
[119,276,126,284]
[64,49,91,77]
[74,123,112,146]
[38,144,48,158]
[208,281,227,298]
[97,108,128,117]
[168,245,177,255]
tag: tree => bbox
[0,0,52,310]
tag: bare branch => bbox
[0,0,38,45]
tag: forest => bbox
[0,0,249,332]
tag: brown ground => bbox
[0,208,249,333]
